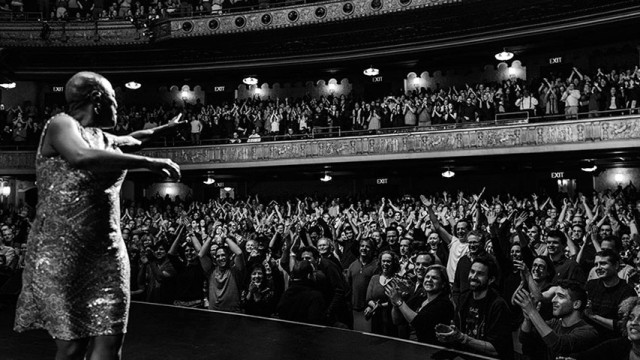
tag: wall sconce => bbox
[580,160,597,172]
[328,83,337,91]
[0,179,11,198]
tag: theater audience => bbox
[2,65,639,149]
[2,179,640,359]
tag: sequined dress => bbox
[14,115,130,340]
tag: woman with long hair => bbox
[365,250,400,336]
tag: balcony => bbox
[1,115,639,174]
[0,0,638,74]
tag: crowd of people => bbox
[2,181,640,359]
[2,64,639,148]
[0,0,321,21]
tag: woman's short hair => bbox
[424,264,451,296]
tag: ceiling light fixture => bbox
[363,66,379,77]
[125,81,141,90]
[243,77,258,85]
[580,160,597,172]
[223,187,233,191]
[494,48,514,61]
[0,82,16,89]
[320,173,332,182]
[203,177,215,185]
[441,169,455,178]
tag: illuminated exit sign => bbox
[549,57,562,64]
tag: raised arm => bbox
[44,115,180,179]
[421,195,453,245]
[125,113,186,147]
[198,235,214,274]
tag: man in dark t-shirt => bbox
[437,256,513,360]
[585,249,635,339]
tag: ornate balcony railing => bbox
[1,116,639,174]
[0,0,458,47]
[0,0,638,49]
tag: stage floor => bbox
[1,301,495,360]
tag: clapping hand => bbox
[420,195,432,207]
[486,210,497,225]
[514,212,528,228]
[512,288,538,315]
[384,279,401,304]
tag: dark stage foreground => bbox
[1,301,496,360]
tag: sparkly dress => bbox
[14,115,130,340]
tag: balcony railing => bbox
[1,0,638,48]
[1,107,639,152]
[2,111,640,173]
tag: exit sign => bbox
[53,86,64,92]
[551,172,564,179]
[214,86,225,92]
[549,57,562,64]
[372,76,383,83]
[376,178,388,184]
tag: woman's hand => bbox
[384,281,401,304]
[148,158,181,180]
[168,113,186,127]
